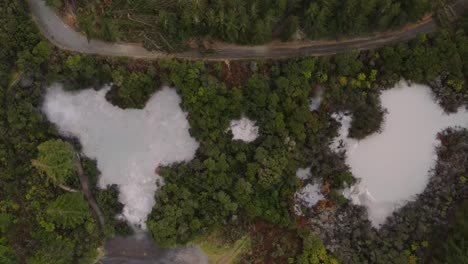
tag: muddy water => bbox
[98,234,207,264]
[42,85,207,263]
[42,84,199,227]
[334,81,468,227]
[229,117,259,142]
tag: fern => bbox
[46,193,91,229]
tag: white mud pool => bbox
[309,86,325,111]
[296,167,312,180]
[296,183,324,208]
[228,117,259,142]
[333,81,468,227]
[42,84,199,228]
[294,168,325,215]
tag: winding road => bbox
[27,0,468,60]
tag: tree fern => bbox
[46,193,91,229]
[32,139,76,185]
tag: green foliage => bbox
[115,71,157,108]
[70,0,430,49]
[303,0,428,39]
[421,240,429,248]
[17,41,52,75]
[333,52,364,77]
[348,94,385,139]
[46,193,92,229]
[27,236,74,264]
[46,0,62,10]
[60,54,111,88]
[0,241,16,264]
[0,0,123,262]
[100,18,119,42]
[32,139,76,186]
[460,176,467,184]
[148,58,321,246]
[432,200,468,263]
[282,16,301,41]
[0,213,13,233]
[370,69,378,82]
[316,71,328,84]
[333,172,354,189]
[196,231,250,264]
[329,190,348,206]
[146,23,468,247]
[96,185,131,237]
[64,55,99,85]
[296,229,339,264]
[2,1,468,262]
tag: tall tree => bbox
[46,192,91,229]
[32,139,76,189]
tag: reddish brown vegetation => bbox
[219,61,251,89]
[241,221,301,264]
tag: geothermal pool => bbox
[41,81,468,231]
[229,117,259,142]
[42,84,199,227]
[334,81,468,227]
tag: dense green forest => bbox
[0,0,127,263]
[430,199,468,263]
[2,0,468,263]
[49,0,431,50]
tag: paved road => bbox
[27,0,468,61]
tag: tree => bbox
[400,0,430,22]
[32,139,76,187]
[46,0,62,10]
[282,16,300,41]
[316,71,328,83]
[296,229,338,264]
[303,2,329,38]
[117,72,156,108]
[432,200,468,263]
[46,193,91,229]
[100,18,119,42]
[63,55,103,87]
[252,19,273,44]
[0,213,12,233]
[380,46,403,78]
[0,236,15,264]
[375,1,400,29]
[16,41,51,75]
[27,237,74,264]
[334,51,363,76]
[0,0,114,262]
[233,178,253,205]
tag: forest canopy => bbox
[0,0,128,263]
[2,0,468,263]
[53,0,431,50]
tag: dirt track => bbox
[27,0,468,61]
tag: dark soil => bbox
[239,221,301,264]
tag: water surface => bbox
[42,84,199,227]
[334,81,468,226]
[100,234,207,264]
[229,117,259,142]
